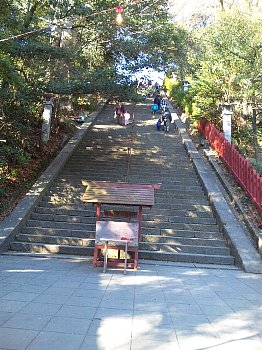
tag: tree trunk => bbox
[219,0,225,11]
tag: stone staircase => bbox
[9,100,235,265]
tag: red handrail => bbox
[198,120,262,215]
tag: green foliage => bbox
[251,161,262,176]
[0,0,178,199]
[168,6,262,158]
[0,145,29,168]
[165,77,194,116]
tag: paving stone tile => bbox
[171,313,210,327]
[56,305,97,319]
[176,330,221,350]
[81,317,132,349]
[51,281,81,289]
[26,331,85,350]
[94,307,133,319]
[44,316,92,334]
[223,298,257,311]
[80,335,130,350]
[14,284,49,294]
[0,311,14,326]
[134,300,168,312]
[0,282,21,293]
[72,288,105,299]
[25,279,55,287]
[1,291,39,302]
[168,303,203,315]
[42,286,76,296]
[133,309,173,326]
[3,313,52,330]
[199,304,234,316]
[0,327,38,349]
[19,302,61,315]
[195,296,228,306]
[65,295,102,308]
[0,299,28,313]
[99,297,134,310]
[131,336,180,350]
[79,282,108,291]
[33,293,70,304]
[132,321,174,337]
[245,293,262,302]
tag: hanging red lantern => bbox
[115,5,123,25]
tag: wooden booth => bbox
[82,181,159,274]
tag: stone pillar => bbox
[41,100,53,144]
[222,106,233,143]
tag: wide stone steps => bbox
[8,101,235,266]
[11,238,230,257]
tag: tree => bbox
[1,0,182,189]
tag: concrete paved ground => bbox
[0,255,262,350]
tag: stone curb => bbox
[0,100,107,253]
[203,149,262,255]
[167,100,262,274]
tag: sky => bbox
[134,68,165,85]
[168,0,215,22]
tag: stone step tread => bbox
[30,213,96,224]
[142,212,215,219]
[16,234,95,246]
[154,197,208,203]
[143,206,212,212]
[142,217,217,224]
[46,187,205,195]
[141,235,227,246]
[138,250,235,265]
[142,228,222,236]
[48,185,204,193]
[21,227,95,237]
[64,161,195,167]
[142,223,220,231]
[26,219,220,232]
[139,242,230,255]
[26,219,95,230]
[10,242,94,256]
[41,195,209,205]
[55,178,201,186]
[38,201,213,214]
[35,207,96,216]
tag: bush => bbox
[251,161,262,176]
